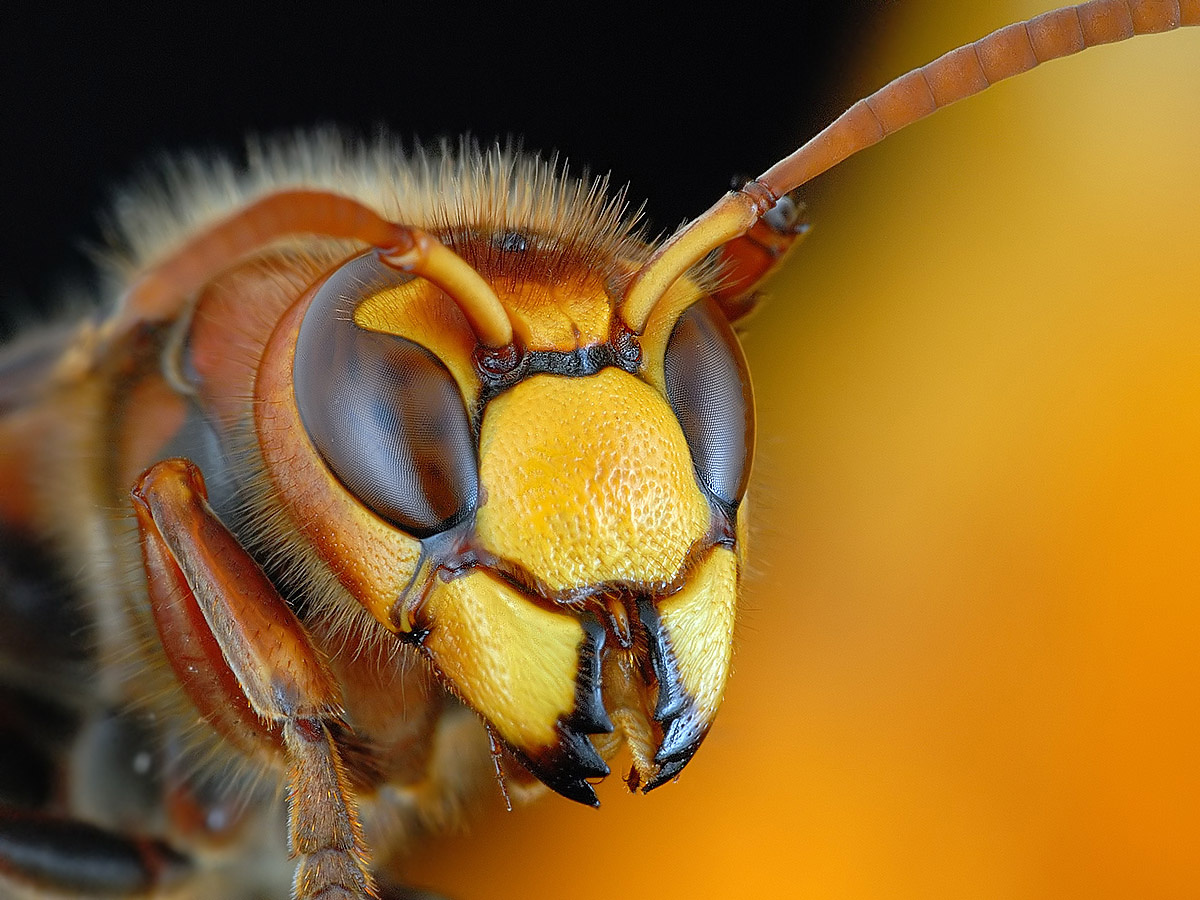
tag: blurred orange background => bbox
[407,3,1200,897]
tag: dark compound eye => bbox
[662,299,755,513]
[294,253,478,538]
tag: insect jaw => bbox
[595,545,740,795]
[386,534,739,806]
[397,564,614,806]
[635,596,709,791]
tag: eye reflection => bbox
[293,253,478,538]
[662,299,755,512]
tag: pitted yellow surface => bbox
[658,547,738,723]
[422,570,582,750]
[476,368,709,592]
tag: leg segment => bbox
[0,810,190,897]
[132,458,375,900]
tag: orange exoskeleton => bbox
[0,2,1196,898]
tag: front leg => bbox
[131,458,375,900]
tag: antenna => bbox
[622,0,1199,334]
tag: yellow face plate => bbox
[474,368,711,593]
[420,570,585,751]
[657,545,738,725]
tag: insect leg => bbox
[131,458,376,900]
[0,812,191,897]
[0,527,91,706]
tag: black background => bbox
[2,4,891,329]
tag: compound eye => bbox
[662,299,755,512]
[294,253,478,538]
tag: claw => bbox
[645,711,707,791]
[566,615,614,737]
[518,723,610,807]
[645,748,692,792]
[655,711,703,768]
[637,597,710,792]
[637,598,688,723]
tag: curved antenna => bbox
[376,229,514,348]
[112,189,514,348]
[622,0,1199,334]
